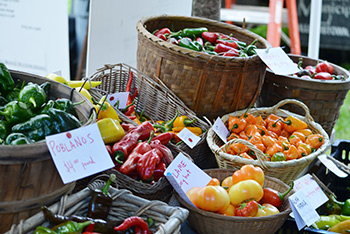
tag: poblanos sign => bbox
[298,0,350,50]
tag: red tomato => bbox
[316,61,334,74]
[313,72,333,80]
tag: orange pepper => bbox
[239,130,249,140]
[227,132,239,141]
[265,114,283,124]
[254,143,266,153]
[280,129,290,138]
[294,128,313,137]
[262,135,277,148]
[255,115,266,127]
[245,125,259,137]
[289,134,303,148]
[231,164,265,186]
[256,125,267,136]
[266,130,278,139]
[240,111,257,126]
[228,116,247,134]
[222,176,234,191]
[267,120,283,136]
[266,142,283,157]
[298,143,312,157]
[240,152,254,160]
[284,145,300,160]
[305,134,325,150]
[227,143,249,155]
[292,131,307,142]
[283,115,308,133]
[218,204,236,216]
[207,178,220,186]
[189,186,230,212]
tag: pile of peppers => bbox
[225,109,325,161]
[186,164,293,217]
[153,27,258,57]
[0,62,82,145]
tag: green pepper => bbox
[0,62,15,95]
[180,27,208,39]
[153,110,179,133]
[0,96,8,106]
[34,226,57,234]
[54,98,83,117]
[0,101,34,124]
[40,82,51,102]
[6,81,25,102]
[5,132,34,145]
[44,108,82,133]
[313,215,342,230]
[0,120,9,141]
[244,39,258,56]
[18,82,47,109]
[236,41,247,49]
[271,152,286,161]
[178,38,201,51]
[51,220,93,234]
[40,100,55,114]
[342,199,350,216]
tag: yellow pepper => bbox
[172,126,203,136]
[283,115,308,133]
[228,179,263,206]
[97,118,125,144]
[256,203,280,217]
[78,88,94,104]
[173,115,197,128]
[94,96,121,122]
[46,73,102,89]
[328,219,350,233]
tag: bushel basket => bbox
[136,15,270,121]
[206,99,330,184]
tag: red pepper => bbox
[126,71,134,105]
[105,144,112,157]
[154,27,171,37]
[124,104,135,116]
[235,200,259,217]
[223,49,239,57]
[216,39,238,49]
[218,33,238,41]
[156,34,167,41]
[260,182,294,208]
[196,37,204,46]
[137,148,163,181]
[150,132,175,145]
[153,161,167,182]
[316,61,334,74]
[150,139,174,165]
[114,216,151,234]
[305,65,316,75]
[313,72,333,80]
[119,141,152,175]
[214,43,235,53]
[121,123,137,133]
[201,31,218,44]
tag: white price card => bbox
[289,190,320,230]
[164,153,212,206]
[294,174,328,209]
[318,154,348,178]
[46,123,115,184]
[177,127,201,149]
[212,117,229,143]
[255,47,300,75]
[105,92,129,109]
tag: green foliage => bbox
[335,92,350,140]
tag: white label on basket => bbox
[164,153,211,206]
[105,92,129,109]
[255,47,300,75]
[318,154,348,178]
[213,117,229,143]
[289,190,320,230]
[293,174,328,209]
[177,127,201,149]
[46,123,115,184]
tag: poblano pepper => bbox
[18,82,47,109]
[0,62,15,95]
[0,101,34,124]
[43,108,82,133]
[5,132,34,145]
[40,82,51,102]
[6,80,24,102]
[54,98,83,117]
[0,120,9,142]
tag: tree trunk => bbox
[192,0,221,21]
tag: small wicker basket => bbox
[176,168,293,234]
[206,99,330,184]
[6,177,189,234]
[136,15,270,121]
[256,54,350,137]
[89,63,217,169]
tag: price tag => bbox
[289,190,320,230]
[177,127,201,149]
[105,92,129,109]
[318,154,348,178]
[255,47,300,75]
[294,174,328,209]
[46,123,115,184]
[164,153,212,206]
[212,117,229,143]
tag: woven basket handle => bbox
[218,138,269,170]
[271,99,314,124]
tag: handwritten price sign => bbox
[46,123,115,184]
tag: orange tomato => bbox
[195,185,230,212]
[231,164,265,186]
[229,179,264,206]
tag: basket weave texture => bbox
[136,15,270,121]
[7,178,189,234]
[256,54,350,137]
[206,99,330,184]
[89,63,217,169]
[176,168,293,234]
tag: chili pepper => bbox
[267,119,283,136]
[313,72,334,80]
[154,27,172,37]
[33,226,57,234]
[40,81,51,101]
[266,142,283,157]
[180,27,208,39]
[223,49,239,57]
[0,100,34,124]
[244,39,258,56]
[178,37,202,51]
[227,142,249,155]
[260,182,294,208]
[18,82,47,109]
[6,86,20,102]
[231,164,265,186]
[174,126,203,136]
[97,118,125,145]
[121,123,137,133]
[137,148,163,181]
[240,110,257,126]
[0,119,9,141]
[0,95,8,106]
[217,39,238,49]
[214,43,235,54]
[0,62,15,95]
[282,116,308,133]
[284,144,300,160]
[328,219,350,233]
[119,141,152,175]
[202,31,218,44]
[150,139,173,165]
[305,134,325,150]
[271,152,286,161]
[114,216,151,234]
[313,215,342,230]
[123,104,136,117]
[78,88,94,104]
[95,96,121,122]
[342,199,350,216]
[54,98,83,118]
[316,61,334,74]
[154,110,179,133]
[173,115,197,128]
[51,220,93,234]
[228,115,247,134]
[150,132,175,145]
[153,161,166,182]
[126,71,134,105]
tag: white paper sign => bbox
[164,153,212,205]
[46,123,115,184]
[105,92,129,109]
[212,117,229,143]
[256,47,300,75]
[289,190,320,230]
[318,154,348,178]
[293,174,328,209]
[177,127,201,149]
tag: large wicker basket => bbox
[176,168,293,234]
[136,15,270,121]
[256,54,350,137]
[6,177,189,234]
[89,63,217,169]
[0,70,96,233]
[206,99,330,184]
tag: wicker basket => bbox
[256,54,350,137]
[176,168,293,234]
[6,177,189,234]
[206,99,330,184]
[136,15,270,121]
[0,70,96,233]
[89,63,217,169]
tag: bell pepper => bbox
[202,31,218,44]
[207,178,220,186]
[18,82,47,109]
[178,37,202,51]
[119,141,152,175]
[235,200,259,217]
[228,116,247,134]
[228,179,264,206]
[0,100,34,124]
[0,95,8,106]
[6,86,20,102]
[173,115,197,128]
[313,72,334,80]
[97,117,125,144]
[114,216,151,234]
[342,199,350,216]
[95,96,121,122]
[260,182,294,208]
[0,62,15,95]
[153,161,167,182]
[137,148,163,181]
[256,203,280,217]
[231,164,265,187]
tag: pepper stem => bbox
[279,181,294,201]
[101,174,116,195]
[183,117,197,126]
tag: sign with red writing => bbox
[46,123,115,184]
[177,127,201,149]
[105,92,129,109]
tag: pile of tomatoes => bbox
[225,111,325,161]
[292,60,345,81]
[186,165,293,217]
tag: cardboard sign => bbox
[46,123,115,184]
[177,127,201,149]
[105,92,129,109]
[212,117,229,143]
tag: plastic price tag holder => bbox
[318,154,348,178]
[255,47,300,75]
[212,117,229,143]
[46,123,115,184]
[105,92,129,109]
[177,127,201,149]
[293,173,328,210]
[164,152,212,207]
[289,190,320,230]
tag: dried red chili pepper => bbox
[260,182,294,208]
[137,148,163,181]
[114,216,151,234]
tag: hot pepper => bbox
[201,31,218,44]
[228,116,247,134]
[223,49,240,57]
[313,215,342,230]
[0,62,15,95]
[214,43,235,54]
[119,141,152,175]
[180,27,208,39]
[282,115,308,133]
[244,39,258,56]
[328,219,350,233]
[173,115,197,128]
[18,82,47,109]
[150,132,175,145]
[154,27,172,37]
[51,220,93,234]
[0,100,34,124]
[235,200,259,217]
[5,132,34,145]
[271,152,286,161]
[178,37,201,51]
[260,182,294,208]
[33,226,57,234]
[137,148,163,181]
[150,139,174,165]
[153,161,167,182]
[97,117,125,144]
[153,110,179,133]
[114,216,151,234]
[216,39,238,49]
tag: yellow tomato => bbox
[229,179,264,206]
[195,185,230,212]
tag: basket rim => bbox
[137,14,271,63]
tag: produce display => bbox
[153,27,258,57]
[186,165,293,217]
[225,110,325,161]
